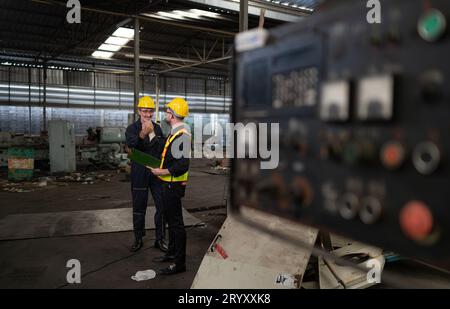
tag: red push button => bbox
[399,201,434,241]
[381,141,405,170]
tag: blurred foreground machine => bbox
[231,0,449,267]
[194,0,450,288]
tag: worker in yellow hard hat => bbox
[125,96,168,253]
[148,97,191,275]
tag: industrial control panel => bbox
[232,0,450,264]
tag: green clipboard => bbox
[128,148,161,168]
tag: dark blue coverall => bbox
[125,120,165,241]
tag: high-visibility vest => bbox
[158,129,191,182]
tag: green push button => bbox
[418,9,447,42]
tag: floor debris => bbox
[0,171,114,192]
[131,269,156,281]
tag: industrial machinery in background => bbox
[77,126,128,169]
[0,132,48,181]
[0,132,48,169]
[0,124,129,173]
[232,0,450,267]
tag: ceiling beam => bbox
[0,30,227,62]
[0,49,230,77]
[186,0,310,22]
[31,0,236,36]
[0,21,228,51]
[158,56,231,74]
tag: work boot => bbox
[158,263,186,275]
[130,238,143,252]
[154,239,168,252]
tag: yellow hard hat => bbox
[137,96,155,109]
[166,97,189,118]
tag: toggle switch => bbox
[413,141,440,175]
[339,193,360,220]
[359,196,383,224]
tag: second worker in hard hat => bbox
[148,97,191,275]
[125,96,168,253]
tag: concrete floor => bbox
[1,159,449,289]
[0,159,228,288]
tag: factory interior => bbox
[1,0,450,291]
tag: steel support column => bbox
[133,17,140,121]
[239,0,248,32]
[28,67,32,135]
[43,64,47,132]
[155,74,160,123]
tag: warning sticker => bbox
[8,158,34,170]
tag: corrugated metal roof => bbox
[266,0,320,11]
[0,0,313,76]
